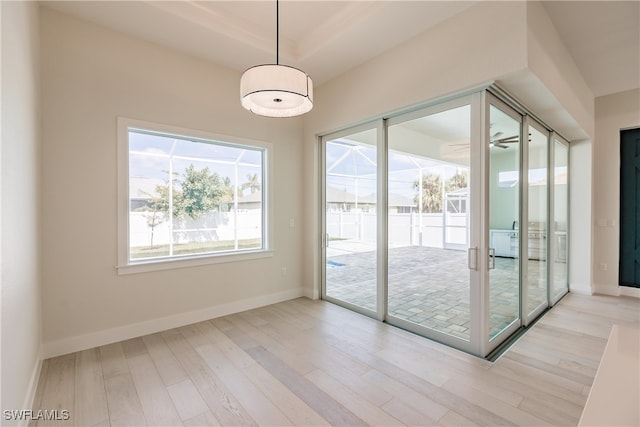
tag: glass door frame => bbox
[319,86,570,358]
[549,133,570,305]
[384,94,483,356]
[484,92,524,355]
[320,120,384,320]
[523,116,551,326]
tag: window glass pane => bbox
[488,104,521,340]
[387,104,472,341]
[551,139,569,299]
[526,125,548,316]
[324,129,378,312]
[128,130,264,261]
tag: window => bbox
[118,118,272,274]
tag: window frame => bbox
[117,117,273,275]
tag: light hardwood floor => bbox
[30,293,639,426]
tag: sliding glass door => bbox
[322,124,379,316]
[386,98,479,352]
[550,135,569,303]
[321,87,569,358]
[487,98,522,345]
[524,119,550,324]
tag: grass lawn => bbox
[131,238,262,259]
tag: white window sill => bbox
[116,249,274,275]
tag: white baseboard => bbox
[620,286,640,298]
[303,286,319,299]
[42,287,305,359]
[19,350,42,425]
[569,283,593,295]
[590,283,640,298]
[592,283,621,296]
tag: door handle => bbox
[488,247,496,270]
[468,247,477,270]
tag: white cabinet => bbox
[490,229,518,257]
[490,228,550,260]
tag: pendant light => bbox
[240,0,313,117]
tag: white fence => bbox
[130,210,262,247]
[131,210,467,249]
[327,211,467,248]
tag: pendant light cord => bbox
[276,0,279,65]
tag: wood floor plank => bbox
[266,301,318,331]
[439,409,481,426]
[243,363,332,427]
[318,366,393,408]
[491,357,586,395]
[166,379,209,422]
[198,321,331,426]
[243,345,366,426]
[160,328,257,426]
[362,369,450,422]
[381,398,439,426]
[331,339,514,426]
[518,396,582,426]
[141,332,189,387]
[304,369,404,426]
[436,365,525,408]
[199,321,257,369]
[37,354,75,427]
[74,348,109,426]
[182,410,221,427]
[503,349,595,386]
[220,313,316,375]
[103,373,146,427]
[98,342,129,379]
[121,338,182,426]
[179,323,293,426]
[375,347,452,387]
[441,377,552,426]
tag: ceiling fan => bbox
[446,130,526,152]
[449,131,516,152]
[490,131,518,149]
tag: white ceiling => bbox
[44,1,639,97]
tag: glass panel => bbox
[526,125,548,316]
[128,130,263,261]
[551,139,569,300]
[488,104,521,340]
[387,105,472,341]
[324,129,378,312]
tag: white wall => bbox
[525,0,594,140]
[1,1,42,420]
[39,8,305,356]
[568,139,593,294]
[593,89,640,296]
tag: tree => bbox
[241,173,261,195]
[136,172,178,246]
[136,166,229,246]
[221,176,234,201]
[137,203,164,247]
[176,165,226,220]
[413,174,442,213]
[445,170,468,193]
